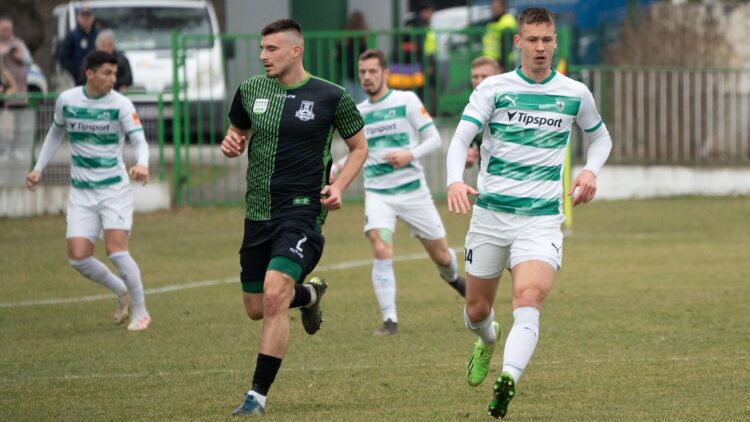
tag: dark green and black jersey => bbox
[228,73,364,225]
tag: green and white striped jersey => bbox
[357,89,434,194]
[52,86,144,189]
[461,68,604,216]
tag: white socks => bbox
[248,390,267,408]
[502,307,540,383]
[69,257,128,295]
[464,306,497,346]
[372,259,397,322]
[437,248,459,282]
[109,251,147,314]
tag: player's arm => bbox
[446,84,493,214]
[322,129,366,211]
[385,94,440,168]
[27,98,66,190]
[128,130,150,185]
[221,87,252,158]
[446,120,481,214]
[220,125,250,158]
[324,90,367,210]
[569,90,612,206]
[120,106,150,184]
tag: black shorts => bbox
[239,216,324,293]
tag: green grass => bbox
[1,196,749,420]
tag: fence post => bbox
[171,31,184,206]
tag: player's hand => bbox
[384,151,413,169]
[569,169,597,206]
[129,165,149,185]
[220,132,247,157]
[320,184,343,211]
[26,170,41,190]
[465,147,479,168]
[447,181,478,214]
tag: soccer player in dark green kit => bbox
[221,19,367,416]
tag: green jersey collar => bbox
[369,89,393,104]
[515,66,557,85]
[275,72,311,90]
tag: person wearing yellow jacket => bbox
[482,0,517,72]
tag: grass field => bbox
[1,196,749,421]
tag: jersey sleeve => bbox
[333,90,364,139]
[228,87,252,130]
[52,94,65,128]
[405,91,434,133]
[576,87,603,133]
[460,81,495,130]
[119,99,144,137]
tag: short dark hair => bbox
[84,50,118,72]
[518,7,555,28]
[359,49,388,69]
[261,19,303,37]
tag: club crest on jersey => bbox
[253,98,269,114]
[295,101,315,121]
[556,99,565,112]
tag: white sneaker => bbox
[127,311,151,331]
[113,292,131,325]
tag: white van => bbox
[52,0,227,135]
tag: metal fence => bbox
[568,65,750,165]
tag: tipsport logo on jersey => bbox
[506,110,563,128]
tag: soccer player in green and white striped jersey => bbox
[446,8,612,419]
[334,49,466,336]
[26,51,151,331]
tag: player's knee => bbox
[465,301,491,323]
[513,287,547,308]
[262,289,291,316]
[245,305,263,321]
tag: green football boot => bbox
[488,371,516,419]
[466,321,501,387]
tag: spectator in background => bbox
[80,30,132,93]
[390,2,437,111]
[482,0,517,72]
[465,56,500,168]
[0,16,32,67]
[0,15,29,104]
[0,16,30,161]
[334,10,369,103]
[58,5,99,85]
[0,56,19,101]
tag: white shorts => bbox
[464,206,563,279]
[364,185,446,240]
[66,182,133,242]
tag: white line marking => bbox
[0,249,457,309]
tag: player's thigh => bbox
[464,208,513,279]
[269,218,325,283]
[509,217,563,271]
[99,184,133,233]
[509,260,556,308]
[66,190,101,243]
[67,237,95,260]
[239,228,272,294]
[397,189,446,240]
[364,192,398,235]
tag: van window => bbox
[91,7,213,50]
